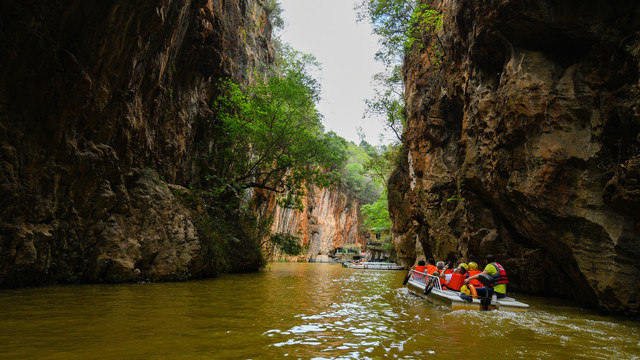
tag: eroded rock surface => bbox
[256,186,366,261]
[391,0,640,314]
[0,0,274,285]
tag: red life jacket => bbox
[490,262,509,285]
[443,273,466,291]
[426,264,437,275]
[467,270,483,287]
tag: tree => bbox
[362,143,402,189]
[209,47,347,209]
[364,66,405,141]
[361,190,392,232]
[355,0,442,66]
[357,0,443,140]
[361,190,393,253]
[192,46,349,264]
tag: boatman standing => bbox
[465,254,509,299]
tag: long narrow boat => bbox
[348,262,405,270]
[406,270,529,312]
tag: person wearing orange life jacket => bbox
[414,260,428,274]
[425,258,438,275]
[409,259,428,283]
[444,261,455,276]
[466,262,483,287]
[442,265,468,291]
[465,254,509,299]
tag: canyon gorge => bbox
[1,0,640,316]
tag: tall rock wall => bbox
[0,0,274,285]
[256,186,366,261]
[391,0,640,315]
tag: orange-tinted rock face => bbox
[257,186,366,261]
[391,0,640,315]
[0,0,273,285]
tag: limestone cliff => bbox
[391,0,640,315]
[0,0,274,285]
[255,186,366,261]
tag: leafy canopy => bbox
[355,0,442,66]
[210,47,347,210]
[361,190,392,233]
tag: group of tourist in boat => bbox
[411,254,509,299]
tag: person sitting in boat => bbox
[444,261,455,276]
[414,260,428,273]
[465,254,509,299]
[458,262,469,274]
[467,262,483,287]
[426,258,438,275]
[442,265,467,291]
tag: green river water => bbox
[0,262,639,359]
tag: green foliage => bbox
[361,190,392,233]
[405,3,443,52]
[364,66,405,141]
[263,0,284,30]
[362,142,403,189]
[357,1,443,140]
[194,45,351,266]
[210,47,346,210]
[172,185,266,274]
[269,233,303,256]
[341,141,382,204]
[355,0,442,65]
[355,0,415,65]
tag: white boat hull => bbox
[348,262,405,270]
[406,273,529,313]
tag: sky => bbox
[277,0,391,145]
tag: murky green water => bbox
[0,262,638,359]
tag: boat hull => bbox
[406,277,529,313]
[348,262,405,270]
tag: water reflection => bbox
[0,263,638,359]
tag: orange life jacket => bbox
[467,270,483,287]
[444,269,454,275]
[426,264,438,275]
[414,265,428,274]
[444,273,466,291]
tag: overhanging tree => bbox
[209,47,346,210]
[193,47,347,262]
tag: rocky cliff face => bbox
[391,0,640,315]
[256,186,366,261]
[0,0,274,285]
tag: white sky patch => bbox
[277,0,392,145]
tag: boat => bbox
[405,270,529,312]
[348,261,405,270]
